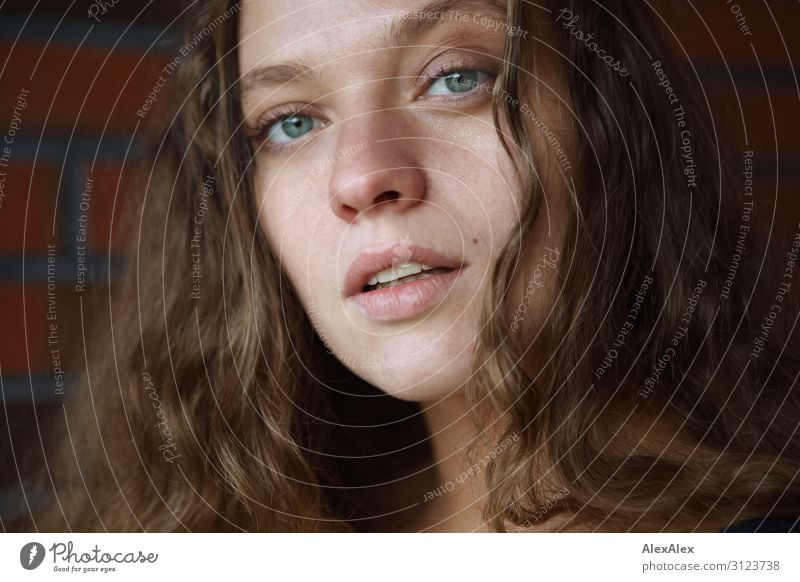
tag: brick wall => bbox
[1,0,798,524]
[0,7,178,522]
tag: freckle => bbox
[472,238,478,244]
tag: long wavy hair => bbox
[22,0,800,532]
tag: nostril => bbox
[373,191,401,205]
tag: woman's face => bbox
[239,0,569,401]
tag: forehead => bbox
[238,0,508,66]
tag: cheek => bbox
[254,169,331,303]
[255,169,290,249]
[255,162,321,242]
[505,182,569,337]
[426,127,521,252]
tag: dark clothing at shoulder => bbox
[722,517,800,532]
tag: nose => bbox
[328,114,426,223]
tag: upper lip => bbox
[343,243,465,297]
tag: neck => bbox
[417,390,575,532]
[417,389,492,532]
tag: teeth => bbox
[376,272,435,289]
[367,262,434,286]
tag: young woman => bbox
[26,0,800,532]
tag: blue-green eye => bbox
[427,69,491,96]
[266,114,323,144]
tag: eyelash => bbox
[421,61,496,100]
[249,62,497,152]
[249,103,317,153]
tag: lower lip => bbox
[349,269,462,321]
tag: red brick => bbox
[81,163,132,253]
[746,180,800,237]
[709,87,800,156]
[0,163,58,253]
[0,284,48,375]
[654,0,800,67]
[0,40,171,131]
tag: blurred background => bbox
[0,0,799,527]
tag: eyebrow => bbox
[385,0,507,48]
[240,0,508,92]
[241,62,317,90]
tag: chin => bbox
[342,334,477,403]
